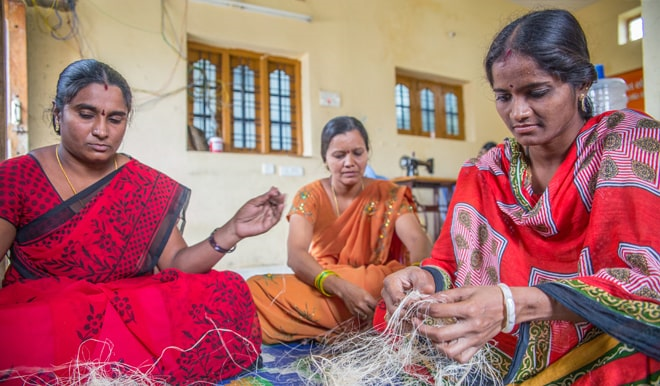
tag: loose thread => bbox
[268,274,288,306]
[295,290,503,386]
[0,314,260,386]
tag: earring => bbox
[579,94,587,113]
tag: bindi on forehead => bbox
[101,110,106,116]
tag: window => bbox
[627,15,643,42]
[618,7,643,45]
[187,43,302,154]
[395,72,464,140]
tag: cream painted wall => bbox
[576,0,643,76]
[22,0,646,271]
[642,0,659,118]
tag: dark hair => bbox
[52,59,133,134]
[482,141,497,151]
[484,9,597,120]
[320,116,370,163]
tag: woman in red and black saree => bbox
[246,116,432,344]
[380,10,660,385]
[0,59,285,385]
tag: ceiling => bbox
[508,0,600,11]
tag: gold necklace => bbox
[331,183,341,217]
[55,146,118,195]
[330,178,365,217]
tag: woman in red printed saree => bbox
[380,10,659,385]
[247,116,432,344]
[0,59,285,385]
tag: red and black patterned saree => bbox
[0,156,261,385]
[424,109,660,384]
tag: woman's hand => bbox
[158,187,285,274]
[228,186,286,239]
[325,275,378,321]
[412,286,505,363]
[0,218,16,261]
[381,266,436,314]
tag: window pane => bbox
[232,64,257,149]
[270,123,292,151]
[395,84,411,130]
[269,69,293,151]
[191,59,218,140]
[629,16,643,41]
[445,92,458,136]
[420,88,435,133]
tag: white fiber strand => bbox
[0,314,259,386]
[296,290,503,386]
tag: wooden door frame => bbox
[3,0,29,160]
[1,0,7,161]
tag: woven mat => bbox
[220,342,317,385]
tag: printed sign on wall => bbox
[612,68,644,112]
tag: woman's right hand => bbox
[324,275,378,321]
[381,266,436,314]
[229,186,285,239]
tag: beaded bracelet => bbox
[314,270,338,297]
[208,228,237,254]
[497,283,516,333]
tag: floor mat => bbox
[220,342,317,385]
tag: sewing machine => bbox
[399,155,434,176]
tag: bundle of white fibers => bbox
[296,290,503,386]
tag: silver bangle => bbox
[497,283,516,333]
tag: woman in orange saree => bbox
[247,116,432,344]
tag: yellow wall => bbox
[575,0,643,76]
[22,0,645,270]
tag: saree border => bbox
[537,281,660,360]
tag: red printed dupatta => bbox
[5,158,190,285]
[0,157,262,384]
[426,110,660,384]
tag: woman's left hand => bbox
[411,285,506,363]
[231,186,286,238]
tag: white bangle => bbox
[497,283,516,333]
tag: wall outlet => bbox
[319,90,341,107]
[262,163,276,175]
[279,165,304,177]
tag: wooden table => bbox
[391,176,456,242]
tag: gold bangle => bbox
[314,270,338,297]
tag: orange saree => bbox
[247,179,417,344]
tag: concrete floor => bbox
[233,264,293,280]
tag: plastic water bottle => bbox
[588,64,628,115]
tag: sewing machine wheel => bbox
[399,156,411,169]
